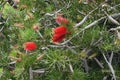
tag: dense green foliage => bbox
[0,0,120,80]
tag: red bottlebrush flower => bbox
[53,26,67,35]
[52,34,66,42]
[52,26,68,43]
[24,42,37,51]
[55,16,69,24]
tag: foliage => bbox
[0,0,120,80]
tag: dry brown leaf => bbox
[13,0,20,4]
[26,12,34,19]
[9,56,22,62]
[10,70,15,74]
[37,54,45,61]
[17,51,23,55]
[14,23,24,28]
[79,0,82,3]
[20,5,28,9]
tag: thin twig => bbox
[77,10,86,16]
[69,63,74,73]
[0,17,9,32]
[103,76,108,80]
[45,1,71,17]
[66,45,78,54]
[32,69,45,74]
[116,30,120,39]
[94,57,104,68]
[109,26,120,31]
[47,45,79,49]
[74,6,100,28]
[83,59,89,73]
[0,25,4,32]
[102,53,116,80]
[104,11,120,25]
[109,52,113,64]
[36,30,44,39]
[112,3,120,8]
[92,37,103,46]
[29,67,33,80]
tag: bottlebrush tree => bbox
[0,0,120,80]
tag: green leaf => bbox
[2,3,16,18]
[9,50,18,57]
[14,67,24,78]
[0,68,3,77]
